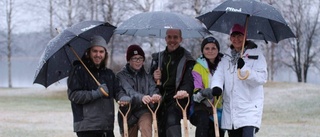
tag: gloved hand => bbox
[119,96,131,103]
[193,92,205,103]
[212,87,222,96]
[237,58,245,69]
[98,84,109,96]
[199,88,214,99]
[92,84,109,99]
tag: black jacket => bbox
[67,60,123,132]
[150,46,195,107]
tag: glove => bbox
[212,87,222,96]
[119,96,131,103]
[193,92,205,103]
[199,88,214,99]
[92,84,109,99]
[237,58,245,69]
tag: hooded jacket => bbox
[211,41,267,130]
[116,63,159,127]
[67,59,123,132]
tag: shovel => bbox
[176,96,190,137]
[147,101,161,137]
[206,96,222,137]
[118,103,131,137]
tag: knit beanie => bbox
[126,45,145,61]
[90,35,107,48]
[201,36,220,53]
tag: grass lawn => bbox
[0,82,319,137]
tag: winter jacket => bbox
[67,60,123,132]
[211,41,267,130]
[192,55,223,109]
[150,46,195,106]
[116,63,159,126]
[190,55,223,125]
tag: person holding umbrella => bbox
[190,36,225,137]
[150,29,195,137]
[116,44,161,137]
[211,24,268,137]
[67,35,129,137]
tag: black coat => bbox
[67,60,123,132]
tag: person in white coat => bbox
[211,24,267,137]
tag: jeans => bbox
[228,126,258,137]
[76,130,114,137]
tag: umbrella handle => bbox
[237,16,250,80]
[118,103,131,137]
[147,101,160,137]
[156,80,161,85]
[69,46,109,96]
[176,97,189,137]
[237,69,249,80]
[156,67,161,86]
[206,98,220,137]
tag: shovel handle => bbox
[118,103,131,137]
[176,97,190,137]
[147,102,160,137]
[206,98,220,137]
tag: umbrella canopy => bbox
[114,11,210,38]
[34,20,116,88]
[197,0,295,43]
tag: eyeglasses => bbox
[130,57,144,62]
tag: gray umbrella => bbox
[114,11,210,38]
[33,20,116,88]
[197,0,295,43]
[114,11,210,85]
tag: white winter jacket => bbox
[211,44,267,130]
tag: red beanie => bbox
[126,45,145,61]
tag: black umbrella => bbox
[33,20,116,89]
[197,0,295,80]
[197,0,295,43]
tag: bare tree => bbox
[280,0,320,82]
[260,0,278,81]
[5,0,14,88]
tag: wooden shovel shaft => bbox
[147,102,160,137]
[176,97,190,137]
[207,98,220,137]
[118,104,131,137]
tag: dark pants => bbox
[157,103,182,137]
[228,126,258,137]
[76,130,114,137]
[190,110,225,137]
